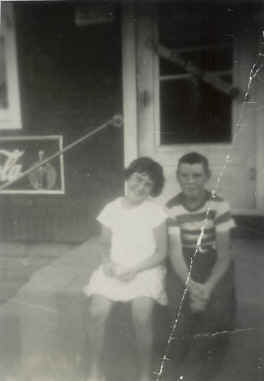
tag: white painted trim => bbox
[255,74,264,211]
[0,4,22,130]
[121,3,138,167]
[0,135,62,141]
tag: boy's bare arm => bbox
[190,231,231,310]
[168,230,190,285]
[205,229,231,294]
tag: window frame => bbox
[0,4,22,130]
[154,12,236,151]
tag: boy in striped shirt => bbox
[166,152,236,380]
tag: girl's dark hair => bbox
[177,152,211,176]
[124,157,165,197]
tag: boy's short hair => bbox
[124,157,165,197]
[177,152,211,176]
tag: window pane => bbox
[160,79,231,144]
[159,4,233,144]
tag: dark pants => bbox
[165,249,237,381]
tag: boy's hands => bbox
[189,280,213,312]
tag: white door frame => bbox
[121,3,138,167]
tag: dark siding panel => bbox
[0,3,123,242]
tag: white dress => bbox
[83,197,168,305]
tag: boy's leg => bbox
[166,266,194,364]
[131,297,155,381]
[86,295,114,379]
[166,287,207,381]
[171,293,233,381]
[167,264,236,380]
[193,264,237,381]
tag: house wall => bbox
[0,3,123,242]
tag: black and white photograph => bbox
[0,1,263,381]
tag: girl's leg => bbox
[87,295,113,379]
[131,297,155,381]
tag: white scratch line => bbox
[194,327,255,338]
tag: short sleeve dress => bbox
[83,197,168,305]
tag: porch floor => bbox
[0,236,263,381]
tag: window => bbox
[158,4,234,144]
[0,4,22,129]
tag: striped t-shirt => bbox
[166,191,235,251]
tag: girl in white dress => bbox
[84,157,168,381]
